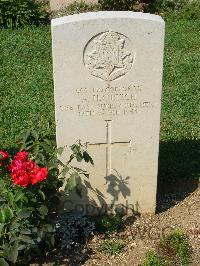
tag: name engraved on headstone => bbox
[60,84,154,117]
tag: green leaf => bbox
[20,229,31,235]
[19,142,28,151]
[9,236,19,243]
[38,205,48,217]
[41,142,52,153]
[7,192,14,205]
[9,220,20,230]
[76,153,83,162]
[50,235,55,246]
[15,190,24,202]
[32,227,37,233]
[83,151,94,165]
[43,223,54,233]
[47,159,58,170]
[38,190,45,200]
[37,153,45,162]
[61,165,70,177]
[20,235,34,244]
[44,138,53,146]
[71,144,81,154]
[18,245,26,251]
[32,143,40,156]
[0,258,9,266]
[31,197,37,203]
[18,210,31,218]
[4,207,14,221]
[0,223,4,233]
[0,209,6,223]
[66,172,81,193]
[0,197,6,203]
[4,242,18,263]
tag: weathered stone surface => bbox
[51,12,165,214]
[50,0,98,11]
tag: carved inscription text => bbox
[60,85,155,118]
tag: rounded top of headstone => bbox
[51,11,165,27]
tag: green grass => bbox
[161,17,200,141]
[158,16,200,184]
[0,26,54,148]
[0,15,199,182]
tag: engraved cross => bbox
[87,120,131,176]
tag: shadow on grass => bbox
[156,139,200,213]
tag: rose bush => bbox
[0,128,93,265]
[0,149,53,265]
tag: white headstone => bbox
[52,12,165,214]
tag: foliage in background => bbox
[99,0,136,10]
[1,0,199,28]
[148,0,200,20]
[51,0,200,21]
[56,212,95,250]
[0,0,48,29]
[164,1,200,20]
[51,1,100,18]
[0,127,93,265]
[98,0,200,15]
[51,0,146,18]
[148,0,186,12]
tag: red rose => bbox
[31,167,48,185]
[8,151,48,187]
[8,159,24,173]
[14,151,28,162]
[25,160,37,172]
[11,172,31,187]
[0,150,9,161]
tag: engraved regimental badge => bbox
[84,31,135,82]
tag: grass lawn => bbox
[0,15,199,182]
